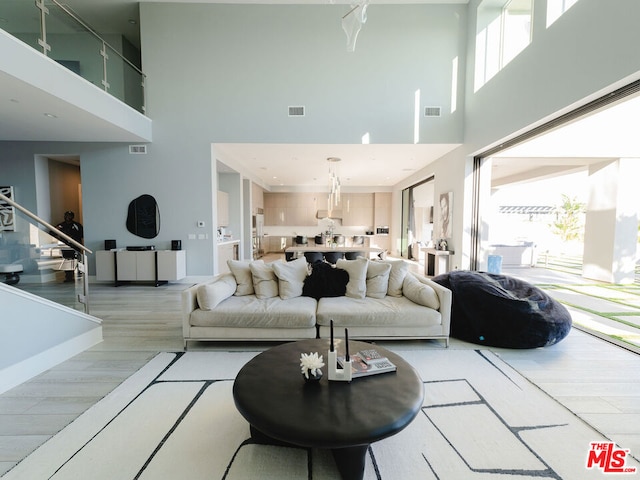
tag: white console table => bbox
[422,248,452,277]
[96,250,186,286]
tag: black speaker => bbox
[171,240,182,251]
[104,239,116,250]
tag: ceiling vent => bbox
[424,106,442,117]
[129,144,147,154]
[288,106,305,117]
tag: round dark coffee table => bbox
[233,338,424,480]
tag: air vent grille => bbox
[288,106,305,117]
[129,145,147,154]
[424,106,442,117]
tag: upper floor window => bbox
[474,0,533,91]
[547,0,580,27]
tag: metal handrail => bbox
[49,0,145,78]
[0,193,91,255]
[0,192,92,313]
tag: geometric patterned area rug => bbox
[4,349,639,479]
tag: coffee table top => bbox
[233,338,424,449]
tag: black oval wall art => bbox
[126,194,160,239]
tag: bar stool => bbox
[323,251,344,264]
[304,252,323,264]
[345,251,365,260]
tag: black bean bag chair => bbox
[432,270,572,348]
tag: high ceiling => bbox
[1,0,639,190]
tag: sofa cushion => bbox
[366,261,391,299]
[197,274,237,310]
[317,295,442,328]
[336,257,369,299]
[302,261,349,300]
[374,259,408,297]
[272,257,308,300]
[250,261,279,299]
[402,273,440,310]
[228,260,255,296]
[190,294,317,328]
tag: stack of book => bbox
[337,349,397,378]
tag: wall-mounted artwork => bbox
[0,186,16,232]
[439,191,452,240]
[126,194,160,239]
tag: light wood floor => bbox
[2,258,640,475]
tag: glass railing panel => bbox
[1,203,90,314]
[45,8,106,90]
[0,0,145,115]
[0,0,42,51]
[104,45,146,113]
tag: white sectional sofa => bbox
[182,257,451,348]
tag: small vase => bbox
[303,369,322,383]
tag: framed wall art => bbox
[439,191,452,240]
[0,186,16,232]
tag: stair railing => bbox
[0,192,92,313]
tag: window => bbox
[547,0,580,27]
[502,0,533,65]
[474,0,533,91]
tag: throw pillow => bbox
[375,259,408,297]
[366,261,392,299]
[272,257,308,300]
[336,257,369,299]
[250,261,279,299]
[402,273,440,310]
[302,262,349,300]
[197,275,236,310]
[227,260,254,296]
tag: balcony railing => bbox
[0,0,146,114]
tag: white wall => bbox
[398,0,640,270]
[5,0,640,277]
[0,284,102,394]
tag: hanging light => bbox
[327,157,341,209]
[342,0,369,52]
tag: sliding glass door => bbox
[400,177,435,260]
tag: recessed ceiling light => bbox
[44,113,57,118]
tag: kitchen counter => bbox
[218,239,240,245]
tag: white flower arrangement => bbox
[300,352,325,379]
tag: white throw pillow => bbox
[227,260,254,296]
[336,257,369,299]
[197,275,236,310]
[272,257,308,300]
[402,273,440,310]
[376,259,408,297]
[250,261,279,299]
[366,261,392,299]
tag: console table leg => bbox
[331,444,368,480]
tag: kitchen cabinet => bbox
[264,193,317,226]
[218,241,239,274]
[217,191,229,227]
[342,193,374,226]
[374,192,391,227]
